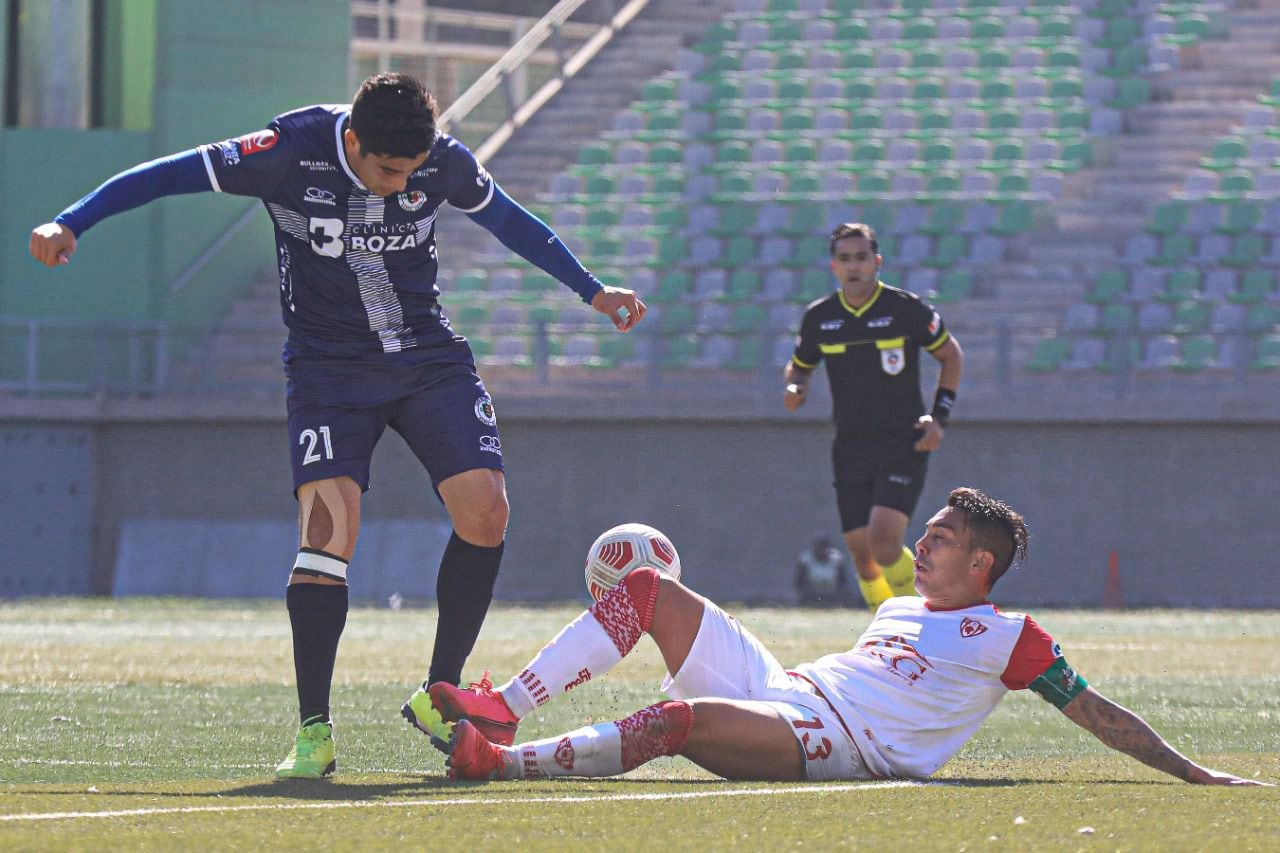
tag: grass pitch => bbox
[1,600,1277,851]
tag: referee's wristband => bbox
[930,388,956,427]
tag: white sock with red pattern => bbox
[497,569,661,719]
[504,700,693,780]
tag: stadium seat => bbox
[1026,336,1071,373]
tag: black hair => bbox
[946,487,1029,589]
[349,72,438,158]
[828,222,879,256]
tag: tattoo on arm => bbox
[1063,688,1192,781]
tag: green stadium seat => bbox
[971,17,1005,39]
[842,46,876,69]
[1109,44,1148,77]
[927,234,968,268]
[1109,76,1150,109]
[728,303,768,333]
[453,304,490,327]
[791,235,829,267]
[723,235,756,267]
[844,79,876,101]
[659,304,696,333]
[522,271,558,294]
[1246,303,1280,333]
[912,46,943,69]
[851,109,883,131]
[1159,269,1202,302]
[656,235,688,266]
[455,269,487,293]
[648,141,682,164]
[1172,335,1216,371]
[1087,270,1128,303]
[661,335,699,369]
[852,140,885,163]
[710,79,742,102]
[1057,108,1090,131]
[1200,137,1248,171]
[792,267,832,303]
[930,268,973,302]
[1252,335,1280,370]
[785,205,828,238]
[979,47,1012,69]
[1100,302,1135,332]
[1232,269,1277,303]
[1147,201,1189,235]
[1152,234,1194,266]
[586,206,620,228]
[857,171,891,193]
[1099,16,1141,47]
[726,269,764,302]
[922,203,965,235]
[926,172,961,193]
[913,78,946,101]
[585,174,616,195]
[1047,46,1080,68]
[1170,302,1210,334]
[1217,171,1254,196]
[778,79,808,101]
[1037,15,1073,38]
[595,333,635,369]
[991,202,1034,235]
[728,337,766,372]
[1026,337,1070,373]
[1048,77,1084,99]
[836,18,870,41]
[980,79,1014,100]
[1224,234,1265,267]
[653,270,693,303]
[1218,201,1261,236]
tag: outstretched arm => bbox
[29,149,213,267]
[467,183,645,331]
[1061,686,1269,786]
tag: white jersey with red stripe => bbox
[792,596,1062,778]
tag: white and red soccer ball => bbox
[584,523,682,601]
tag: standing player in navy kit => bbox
[28,73,646,778]
[784,223,962,611]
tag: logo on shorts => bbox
[889,474,912,486]
[475,395,496,426]
[554,736,575,770]
[398,190,428,212]
[960,617,988,638]
[479,435,502,456]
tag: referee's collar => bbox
[837,281,884,317]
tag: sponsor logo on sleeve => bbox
[928,311,941,335]
[479,435,502,456]
[237,129,279,155]
[217,141,241,166]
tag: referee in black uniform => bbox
[784,223,964,609]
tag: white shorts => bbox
[661,601,874,781]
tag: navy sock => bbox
[429,532,503,686]
[286,582,349,725]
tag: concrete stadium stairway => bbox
[945,0,1280,378]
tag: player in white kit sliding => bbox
[428,488,1267,786]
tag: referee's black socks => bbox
[429,532,504,687]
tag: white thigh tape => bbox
[293,549,349,581]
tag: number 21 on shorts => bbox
[299,425,333,465]
[793,713,833,761]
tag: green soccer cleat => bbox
[275,717,336,779]
[401,682,453,750]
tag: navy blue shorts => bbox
[832,432,929,532]
[285,343,503,495]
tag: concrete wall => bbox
[3,411,1276,607]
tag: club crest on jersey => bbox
[960,617,988,638]
[475,395,497,426]
[880,347,904,375]
[237,129,279,155]
[398,191,427,212]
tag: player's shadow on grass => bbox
[222,777,459,800]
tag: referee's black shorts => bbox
[831,431,930,533]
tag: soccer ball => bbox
[584,523,682,601]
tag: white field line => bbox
[0,781,929,823]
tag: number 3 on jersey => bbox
[793,714,833,762]
[299,426,333,465]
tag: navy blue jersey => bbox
[198,105,492,359]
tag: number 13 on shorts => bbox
[793,714,833,761]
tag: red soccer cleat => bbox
[427,672,519,746]
[447,719,512,781]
